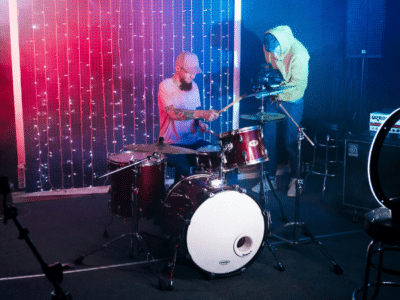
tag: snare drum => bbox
[218,125,268,170]
[161,173,266,277]
[195,145,222,173]
[108,151,166,219]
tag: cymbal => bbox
[240,112,286,122]
[246,85,296,99]
[124,143,197,154]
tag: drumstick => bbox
[206,129,218,137]
[218,93,248,114]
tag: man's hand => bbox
[200,109,219,122]
[197,121,209,133]
[270,95,279,103]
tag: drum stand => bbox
[75,155,158,265]
[256,95,287,223]
[269,101,343,275]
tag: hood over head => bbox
[264,25,295,57]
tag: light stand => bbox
[1,176,73,300]
[270,102,344,275]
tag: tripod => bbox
[75,154,158,265]
[268,101,343,275]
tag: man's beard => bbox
[179,79,193,91]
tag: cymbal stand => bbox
[257,95,287,223]
[75,154,159,265]
[270,101,343,275]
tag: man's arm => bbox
[165,105,218,122]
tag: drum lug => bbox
[238,134,243,143]
[178,214,190,225]
[242,151,247,161]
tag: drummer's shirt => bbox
[158,78,202,145]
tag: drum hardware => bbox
[269,100,343,275]
[249,93,287,224]
[74,152,162,266]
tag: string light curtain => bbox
[18,0,235,193]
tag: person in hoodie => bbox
[259,25,310,197]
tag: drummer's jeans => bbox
[167,139,211,184]
[263,98,304,179]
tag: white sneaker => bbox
[276,164,291,176]
[287,178,300,198]
[252,177,277,193]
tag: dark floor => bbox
[1,171,399,300]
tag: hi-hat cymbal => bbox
[124,143,197,154]
[245,85,296,99]
[240,112,286,122]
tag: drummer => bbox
[158,52,219,184]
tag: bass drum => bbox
[161,173,267,277]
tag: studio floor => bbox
[1,171,399,300]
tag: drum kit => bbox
[74,85,342,290]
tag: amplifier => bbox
[343,133,400,211]
[370,111,400,134]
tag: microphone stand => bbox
[269,101,344,275]
[1,176,73,300]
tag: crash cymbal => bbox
[124,143,197,154]
[240,112,286,122]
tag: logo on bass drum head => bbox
[219,260,230,266]
[249,140,259,147]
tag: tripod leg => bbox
[160,243,178,291]
[265,239,284,271]
[299,224,343,275]
[103,215,113,238]
[75,233,132,265]
[265,175,288,223]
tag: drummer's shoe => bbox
[287,178,302,197]
[251,177,277,193]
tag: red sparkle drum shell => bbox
[161,173,266,277]
[218,125,268,170]
[107,151,166,219]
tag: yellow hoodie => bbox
[263,26,310,102]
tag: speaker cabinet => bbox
[346,0,386,58]
[343,134,400,211]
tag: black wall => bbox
[240,0,400,134]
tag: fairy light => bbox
[116,1,124,148]
[108,0,117,154]
[54,0,65,189]
[31,0,43,191]
[150,0,157,143]
[65,2,75,188]
[76,1,85,187]
[130,0,137,145]
[87,0,94,185]
[141,0,148,143]
[99,0,109,162]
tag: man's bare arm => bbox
[165,105,219,121]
